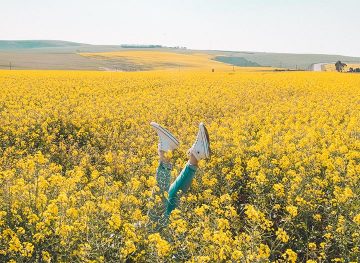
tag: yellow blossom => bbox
[276,228,289,243]
[286,205,298,217]
[273,183,285,197]
[282,249,297,263]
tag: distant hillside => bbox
[0,40,87,50]
[203,50,360,70]
[120,44,163,48]
[80,51,273,71]
[1,40,360,71]
[213,56,261,67]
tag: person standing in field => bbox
[148,122,211,229]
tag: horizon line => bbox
[1,39,360,58]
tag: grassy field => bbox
[0,69,359,262]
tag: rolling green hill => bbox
[213,56,261,67]
[0,40,87,50]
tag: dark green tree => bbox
[335,61,347,72]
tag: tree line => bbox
[335,61,360,72]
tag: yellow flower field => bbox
[0,70,359,262]
[80,51,273,72]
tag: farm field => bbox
[0,70,360,262]
[2,40,360,71]
[80,51,273,71]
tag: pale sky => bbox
[1,0,360,56]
